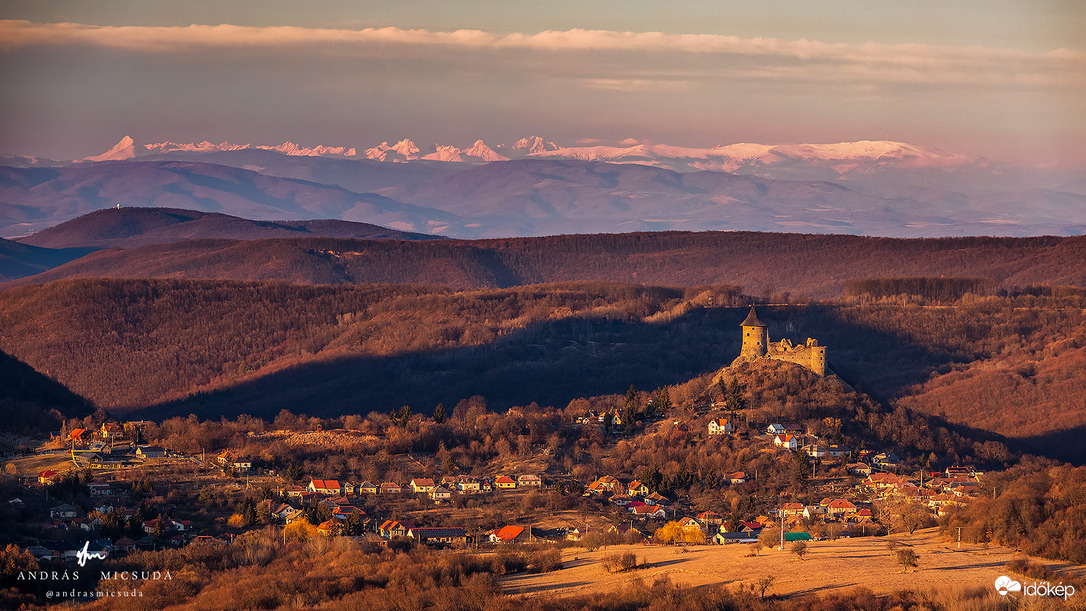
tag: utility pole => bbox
[779,498,785,551]
[957,526,962,550]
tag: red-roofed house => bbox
[781,502,805,517]
[826,499,857,515]
[627,480,649,496]
[727,471,747,484]
[308,480,342,495]
[708,418,733,435]
[696,511,723,526]
[630,505,667,519]
[774,434,798,450]
[490,525,527,543]
[38,470,59,485]
[410,478,436,493]
[494,476,517,490]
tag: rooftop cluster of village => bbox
[11,410,983,566]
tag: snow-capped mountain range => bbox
[82,135,985,175]
[4,134,1083,241]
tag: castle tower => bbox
[739,306,768,359]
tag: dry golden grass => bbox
[6,453,75,477]
[502,528,1086,601]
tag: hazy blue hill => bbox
[0,161,463,237]
[0,237,93,282]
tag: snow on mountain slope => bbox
[83,135,982,177]
[83,136,136,162]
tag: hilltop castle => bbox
[732,306,827,376]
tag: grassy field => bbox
[501,528,1086,603]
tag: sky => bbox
[1,0,1084,165]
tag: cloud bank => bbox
[2,20,1082,88]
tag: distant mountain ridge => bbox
[18,207,442,249]
[86,134,986,174]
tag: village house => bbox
[696,511,723,527]
[38,470,60,485]
[490,525,527,544]
[727,471,747,484]
[379,520,415,539]
[410,527,468,546]
[89,482,114,498]
[847,463,872,477]
[678,516,704,532]
[308,479,342,496]
[644,492,669,506]
[410,478,436,493]
[331,506,365,521]
[826,499,857,516]
[100,423,124,440]
[774,434,798,450]
[359,482,378,494]
[136,445,166,459]
[517,474,542,487]
[316,520,338,536]
[626,480,650,496]
[781,502,805,518]
[873,452,901,468]
[827,444,852,458]
[380,482,402,494]
[494,476,517,490]
[629,504,667,520]
[708,418,733,435]
[50,504,79,520]
[430,486,452,501]
[457,477,481,494]
[804,444,827,458]
[588,475,622,494]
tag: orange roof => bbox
[495,476,516,484]
[827,499,856,509]
[494,525,525,541]
[310,479,341,490]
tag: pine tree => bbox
[432,403,447,424]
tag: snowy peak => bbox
[256,142,357,157]
[81,135,985,175]
[464,140,509,162]
[84,136,136,162]
[513,136,558,155]
[144,140,250,154]
[364,139,421,162]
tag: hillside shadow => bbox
[1014,425,1086,465]
[141,305,967,424]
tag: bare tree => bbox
[896,548,919,573]
[756,575,775,600]
[791,540,808,560]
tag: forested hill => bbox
[8,232,1086,298]
[17,206,440,249]
[3,277,1086,464]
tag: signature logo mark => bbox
[76,541,107,567]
